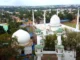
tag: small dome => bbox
[50,15,60,27]
[56,28,63,33]
[12,29,30,45]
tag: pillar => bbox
[56,33,64,60]
[37,49,42,60]
[43,10,46,36]
[76,8,79,30]
[36,36,42,60]
[32,10,35,25]
[57,33,62,45]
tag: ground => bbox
[42,54,57,60]
[63,22,80,29]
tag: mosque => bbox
[11,9,79,60]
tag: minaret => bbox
[43,10,46,36]
[32,10,35,25]
[57,9,59,15]
[49,9,51,13]
[43,10,46,25]
[57,34,62,45]
[76,8,79,30]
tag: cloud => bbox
[0,0,80,6]
[14,0,80,6]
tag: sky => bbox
[0,0,80,6]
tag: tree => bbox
[34,10,43,23]
[62,31,80,60]
[0,33,19,60]
[66,13,75,21]
[58,12,65,20]
[44,34,57,51]
[8,22,22,34]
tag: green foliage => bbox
[44,34,57,51]
[66,13,75,21]
[0,33,19,59]
[62,31,80,50]
[58,12,65,19]
[0,33,25,59]
[63,22,76,28]
[76,46,80,60]
[63,31,80,60]
[8,22,22,34]
[0,26,6,34]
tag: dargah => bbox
[10,9,80,60]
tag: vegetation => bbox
[62,31,80,60]
[63,22,80,30]
[0,7,79,60]
[43,30,80,60]
[63,22,76,28]
[0,33,19,60]
[62,31,79,50]
[0,26,6,34]
[44,34,57,51]
[0,7,78,24]
[0,22,25,60]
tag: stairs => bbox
[41,54,57,60]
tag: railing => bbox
[42,51,56,54]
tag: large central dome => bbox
[12,29,30,45]
[50,15,60,27]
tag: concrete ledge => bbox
[42,51,56,54]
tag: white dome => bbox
[12,29,30,45]
[50,15,60,27]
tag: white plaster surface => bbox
[63,51,76,60]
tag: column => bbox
[57,54,62,60]
[57,33,62,45]
[37,36,42,45]
[36,36,42,60]
[32,10,35,25]
[37,49,42,60]
[76,8,79,31]
[43,10,46,36]
[56,33,64,60]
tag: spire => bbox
[43,10,46,36]
[57,9,59,15]
[76,8,79,30]
[32,10,35,25]
[43,10,46,24]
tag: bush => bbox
[62,31,80,60]
[0,33,19,60]
[44,34,57,51]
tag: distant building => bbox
[12,16,22,22]
[15,12,20,15]
[23,20,33,26]
[0,23,9,34]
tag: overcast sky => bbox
[0,0,80,6]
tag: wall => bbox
[63,51,76,60]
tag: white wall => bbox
[63,51,76,60]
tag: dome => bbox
[50,15,60,27]
[12,29,30,45]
